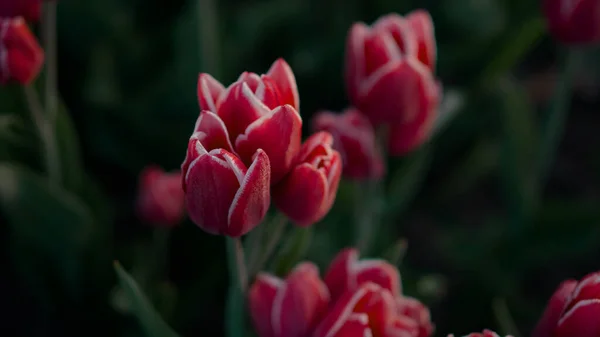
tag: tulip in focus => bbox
[248,262,330,337]
[136,166,185,227]
[196,58,302,184]
[345,10,441,155]
[542,0,600,45]
[323,248,433,337]
[273,131,342,227]
[533,272,600,337]
[0,17,44,85]
[0,0,42,22]
[182,133,271,237]
[312,108,385,180]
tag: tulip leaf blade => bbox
[113,261,181,337]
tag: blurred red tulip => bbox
[324,248,402,302]
[248,262,330,337]
[0,17,44,85]
[542,0,600,45]
[0,0,42,22]
[533,272,600,337]
[273,131,342,227]
[314,282,421,337]
[196,58,302,184]
[136,166,185,227]
[312,108,385,180]
[182,134,270,237]
[396,296,434,337]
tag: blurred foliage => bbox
[2,0,600,337]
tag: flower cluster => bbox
[181,59,342,236]
[0,0,46,85]
[249,248,434,337]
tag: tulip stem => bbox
[249,213,288,276]
[492,298,521,337]
[43,0,58,124]
[23,86,60,183]
[227,237,248,294]
[355,179,379,254]
[536,48,578,193]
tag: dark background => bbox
[2,0,600,336]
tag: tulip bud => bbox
[0,0,42,22]
[248,262,329,337]
[196,58,302,184]
[273,131,342,227]
[345,10,440,129]
[136,166,185,227]
[314,282,418,337]
[323,247,401,302]
[553,272,600,337]
[542,0,600,45]
[312,108,385,180]
[182,133,271,237]
[0,17,44,85]
[532,280,577,337]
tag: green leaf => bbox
[273,226,314,276]
[0,163,92,298]
[55,101,85,194]
[114,261,181,337]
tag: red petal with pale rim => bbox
[555,299,600,337]
[249,273,283,337]
[371,13,418,58]
[396,296,434,337]
[226,149,271,237]
[181,134,209,192]
[563,272,600,313]
[532,280,577,337]
[193,110,234,152]
[331,313,373,337]
[236,104,302,184]
[273,262,330,337]
[406,10,436,71]
[266,58,300,111]
[362,31,402,81]
[217,81,270,142]
[355,259,402,298]
[324,248,357,302]
[184,149,243,235]
[197,73,226,112]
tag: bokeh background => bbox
[2,0,600,336]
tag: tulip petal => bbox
[371,13,418,58]
[354,259,402,298]
[362,31,402,80]
[236,104,303,184]
[185,149,242,235]
[332,313,373,337]
[217,81,271,142]
[249,274,283,337]
[324,248,357,301]
[532,280,577,337]
[267,58,300,111]
[406,10,437,71]
[555,299,600,337]
[226,149,271,237]
[564,272,600,312]
[181,135,210,192]
[198,73,226,112]
[193,110,234,152]
[273,263,330,337]
[345,22,370,105]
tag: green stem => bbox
[22,86,60,182]
[227,237,247,294]
[197,0,220,76]
[225,237,247,337]
[492,298,521,337]
[355,179,378,254]
[43,1,58,122]
[536,48,578,192]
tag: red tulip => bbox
[182,133,271,237]
[136,166,185,227]
[323,248,401,302]
[542,0,600,45]
[533,272,600,337]
[314,282,420,337]
[345,10,439,128]
[312,108,385,180]
[196,58,302,184]
[0,17,44,85]
[0,0,41,22]
[396,296,434,337]
[248,262,330,337]
[447,330,512,337]
[273,131,342,227]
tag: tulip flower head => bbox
[542,0,600,45]
[0,17,44,85]
[136,166,185,227]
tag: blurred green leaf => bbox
[274,226,314,276]
[383,238,408,266]
[0,163,92,298]
[55,101,85,194]
[114,261,181,337]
